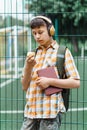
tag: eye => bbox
[38,30,43,34]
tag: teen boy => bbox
[21,15,80,130]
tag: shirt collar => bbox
[37,40,58,50]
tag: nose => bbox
[35,33,40,39]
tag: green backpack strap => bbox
[56,45,70,111]
[56,45,66,78]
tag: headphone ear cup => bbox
[48,25,55,36]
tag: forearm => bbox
[21,54,36,91]
[49,78,80,89]
[21,66,32,91]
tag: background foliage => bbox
[28,0,87,52]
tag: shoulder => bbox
[65,48,73,58]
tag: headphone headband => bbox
[34,16,52,24]
[31,16,52,24]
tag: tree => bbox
[29,0,87,52]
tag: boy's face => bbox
[32,25,52,48]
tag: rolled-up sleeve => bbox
[64,48,80,79]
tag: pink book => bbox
[37,66,63,96]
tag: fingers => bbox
[26,56,34,62]
[27,52,35,57]
[36,77,46,89]
[26,55,36,64]
[36,77,40,84]
[36,77,42,87]
[36,77,50,90]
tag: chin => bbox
[38,42,45,46]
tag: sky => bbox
[0,0,27,20]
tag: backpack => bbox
[56,45,70,111]
[32,45,70,111]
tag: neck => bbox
[44,38,54,48]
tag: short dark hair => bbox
[30,18,49,29]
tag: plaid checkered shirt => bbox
[23,41,80,119]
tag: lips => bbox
[38,40,43,43]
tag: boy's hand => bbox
[25,52,36,69]
[36,77,50,89]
